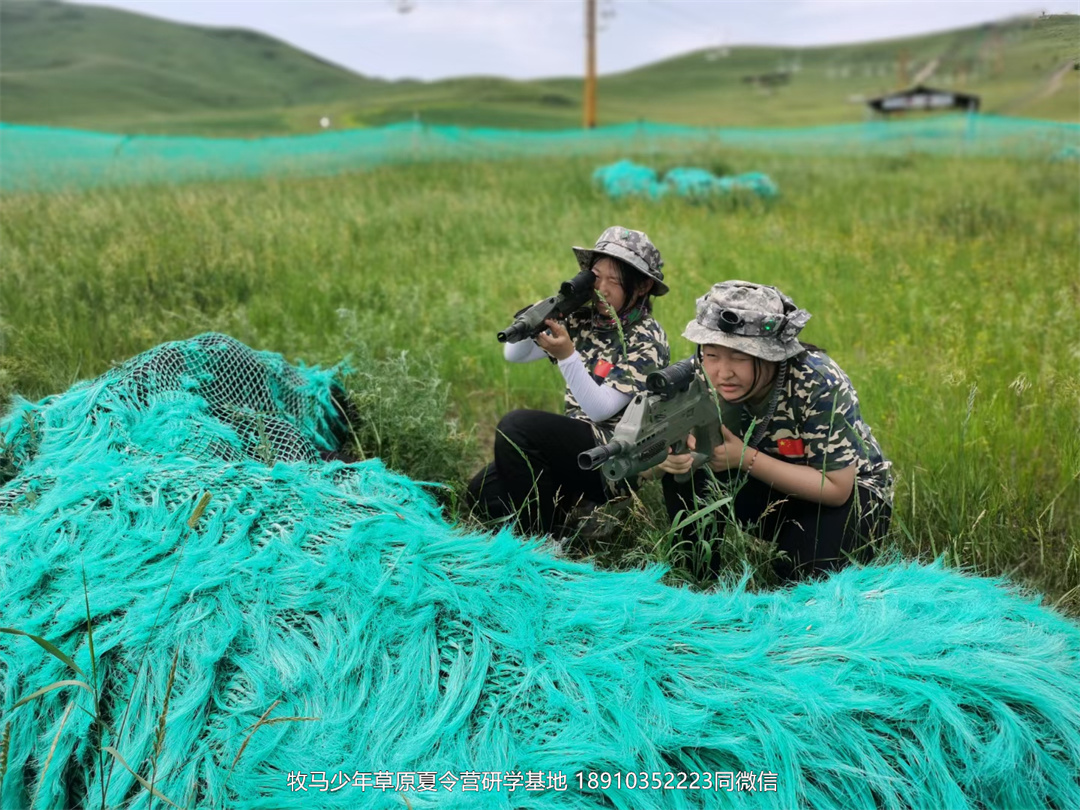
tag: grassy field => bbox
[3,1,1077,135]
[1,147,1077,610]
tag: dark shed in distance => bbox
[867,85,980,115]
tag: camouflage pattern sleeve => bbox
[799,381,861,472]
[602,319,670,398]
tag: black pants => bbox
[466,410,608,536]
[662,466,891,582]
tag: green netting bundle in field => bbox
[1,334,1079,809]
[592,160,779,200]
[2,114,1078,193]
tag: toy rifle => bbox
[497,267,594,344]
[578,357,742,484]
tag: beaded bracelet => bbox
[744,448,760,476]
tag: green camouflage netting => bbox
[2,115,1078,192]
[1,333,1078,809]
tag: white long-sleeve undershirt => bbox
[502,339,630,422]
[503,339,548,363]
[558,352,630,421]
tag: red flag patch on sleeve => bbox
[776,438,805,456]
[593,360,614,379]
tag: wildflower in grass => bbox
[1009,373,1031,397]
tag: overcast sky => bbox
[69,0,1080,80]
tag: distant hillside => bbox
[0,0,385,126]
[597,13,1080,126]
[1,0,1076,136]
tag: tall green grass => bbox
[1,149,1076,609]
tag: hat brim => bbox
[572,245,669,296]
[682,321,803,361]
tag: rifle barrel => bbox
[578,441,622,471]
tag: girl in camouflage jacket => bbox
[467,226,670,537]
[658,280,894,581]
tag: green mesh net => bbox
[1,334,1079,809]
[2,115,1078,192]
[593,160,779,200]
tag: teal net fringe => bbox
[1,333,1078,809]
[2,114,1078,192]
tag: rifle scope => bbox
[645,357,697,400]
[560,267,595,300]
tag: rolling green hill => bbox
[0,0,385,125]
[599,16,1080,126]
[1,0,1077,135]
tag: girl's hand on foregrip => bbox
[536,318,575,360]
[656,433,696,476]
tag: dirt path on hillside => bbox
[992,58,1077,114]
[1035,58,1078,102]
[912,58,940,85]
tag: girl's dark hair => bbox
[739,357,774,405]
[693,344,774,404]
[694,343,826,405]
[595,256,656,315]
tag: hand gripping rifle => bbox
[497,267,595,344]
[578,357,736,484]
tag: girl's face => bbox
[700,344,775,402]
[591,257,627,317]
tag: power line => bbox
[598,0,617,32]
[585,0,597,128]
[640,0,730,57]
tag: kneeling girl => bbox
[468,226,671,536]
[659,280,893,580]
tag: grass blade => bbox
[102,747,180,809]
[79,565,105,810]
[106,493,204,798]
[671,495,734,533]
[229,712,319,776]
[70,703,118,737]
[254,716,319,728]
[0,721,9,793]
[0,628,85,677]
[13,679,94,709]
[225,702,319,788]
[148,648,180,810]
[34,701,75,806]
[236,701,278,738]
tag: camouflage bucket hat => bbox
[682,280,811,362]
[572,225,669,296]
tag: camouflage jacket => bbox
[725,350,894,506]
[562,307,670,444]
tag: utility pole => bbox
[584,0,597,128]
